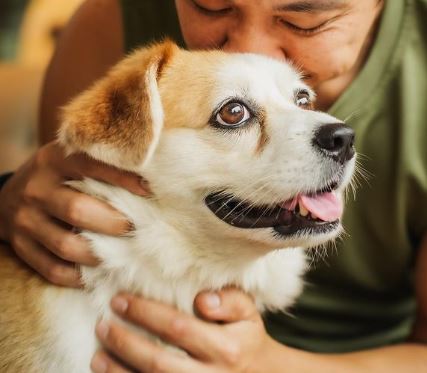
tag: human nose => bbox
[223,23,286,60]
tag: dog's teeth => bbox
[299,203,309,217]
[311,212,318,220]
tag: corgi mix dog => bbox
[0,41,355,372]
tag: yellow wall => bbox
[0,0,84,172]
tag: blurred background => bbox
[0,0,84,173]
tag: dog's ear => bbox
[58,40,177,172]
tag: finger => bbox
[39,225,99,266]
[64,152,150,197]
[21,208,99,266]
[110,294,236,362]
[13,234,82,287]
[194,288,259,323]
[91,350,132,373]
[95,321,205,373]
[42,186,131,236]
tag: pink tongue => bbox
[299,192,342,222]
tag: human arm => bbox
[92,236,427,372]
[0,0,149,286]
[39,0,124,143]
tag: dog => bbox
[0,40,355,372]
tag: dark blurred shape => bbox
[0,0,84,172]
[0,0,28,60]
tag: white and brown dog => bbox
[0,41,355,372]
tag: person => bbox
[0,0,426,371]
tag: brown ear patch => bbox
[59,40,178,169]
[156,39,176,79]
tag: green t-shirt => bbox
[120,0,427,352]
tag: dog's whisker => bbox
[343,109,362,123]
[355,152,371,161]
[227,180,281,225]
[353,159,372,188]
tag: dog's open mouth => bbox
[205,183,341,236]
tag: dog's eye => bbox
[295,90,312,109]
[216,102,250,127]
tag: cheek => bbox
[295,10,382,85]
[287,31,363,85]
[183,22,227,49]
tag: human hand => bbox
[0,141,148,287]
[91,288,279,373]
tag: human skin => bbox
[175,0,383,110]
[0,0,426,371]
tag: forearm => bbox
[265,339,427,373]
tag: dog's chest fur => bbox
[38,178,306,373]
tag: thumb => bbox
[194,287,259,323]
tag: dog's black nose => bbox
[313,123,355,164]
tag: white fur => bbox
[37,51,355,372]
[141,63,165,170]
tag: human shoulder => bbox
[39,0,124,143]
[59,0,124,62]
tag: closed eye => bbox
[190,0,233,16]
[280,20,327,35]
[276,15,340,36]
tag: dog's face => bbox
[60,41,355,252]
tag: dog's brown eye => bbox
[216,102,250,126]
[295,90,312,109]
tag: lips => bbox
[205,186,342,237]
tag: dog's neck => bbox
[77,178,305,316]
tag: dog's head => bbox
[60,40,355,252]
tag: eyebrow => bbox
[273,1,349,13]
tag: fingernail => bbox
[111,296,128,314]
[91,354,107,373]
[204,292,221,309]
[96,320,109,340]
[125,220,136,233]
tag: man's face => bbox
[175,0,384,108]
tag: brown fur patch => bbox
[156,38,176,80]
[0,244,48,372]
[60,40,178,166]
[158,49,226,130]
[256,111,269,153]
